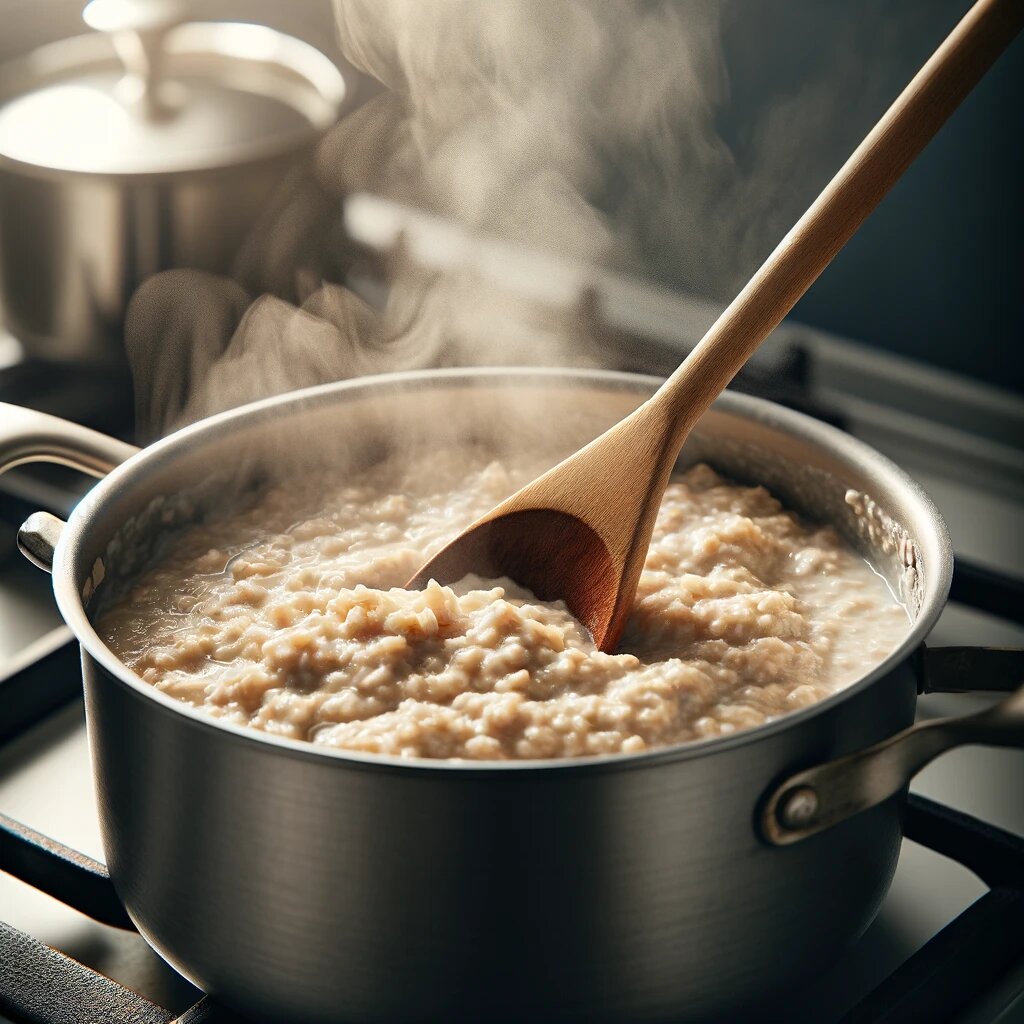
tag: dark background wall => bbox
[718,1,1022,394]
[1,0,1021,394]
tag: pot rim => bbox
[53,366,953,776]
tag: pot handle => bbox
[0,402,139,570]
[760,646,1024,845]
[0,402,138,478]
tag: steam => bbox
[126,0,905,440]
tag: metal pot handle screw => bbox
[761,646,1024,845]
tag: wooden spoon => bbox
[409,0,1022,652]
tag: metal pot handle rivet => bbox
[776,786,820,830]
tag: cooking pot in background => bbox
[1,368,1022,1023]
[0,0,346,364]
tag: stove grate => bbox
[840,797,1024,1024]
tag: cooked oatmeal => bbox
[99,453,909,759]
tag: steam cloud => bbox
[126,0,909,440]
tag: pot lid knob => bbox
[82,0,187,120]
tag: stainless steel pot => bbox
[1,368,1022,1024]
[0,0,346,363]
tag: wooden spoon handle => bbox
[658,0,1023,443]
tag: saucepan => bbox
[0,0,347,364]
[1,367,1022,1024]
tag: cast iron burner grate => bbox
[0,562,1022,1024]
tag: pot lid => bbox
[0,0,346,175]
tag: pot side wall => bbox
[84,650,915,1024]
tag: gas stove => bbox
[0,246,1023,1022]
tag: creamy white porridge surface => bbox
[99,452,909,759]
